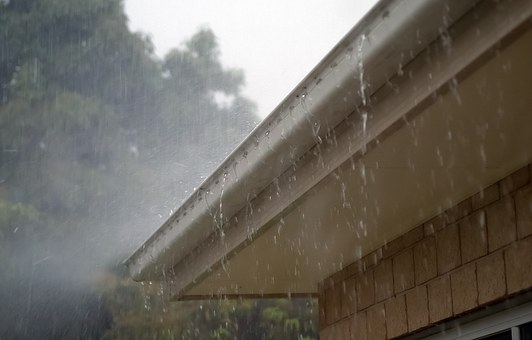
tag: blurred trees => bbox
[100,270,317,340]
[0,0,316,339]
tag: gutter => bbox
[126,0,480,281]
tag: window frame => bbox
[424,301,532,340]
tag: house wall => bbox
[318,164,532,339]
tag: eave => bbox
[126,0,532,300]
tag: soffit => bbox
[183,26,532,298]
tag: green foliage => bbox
[96,273,318,340]
[0,199,38,232]
[0,197,38,268]
[263,306,285,323]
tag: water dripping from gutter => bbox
[217,172,228,240]
[300,94,326,169]
[361,111,368,154]
[357,33,368,106]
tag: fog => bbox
[0,0,327,338]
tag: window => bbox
[425,301,532,340]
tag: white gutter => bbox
[126,0,480,281]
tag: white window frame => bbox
[425,301,532,340]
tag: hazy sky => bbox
[125,0,378,118]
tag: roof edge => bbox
[126,0,480,281]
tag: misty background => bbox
[0,0,323,338]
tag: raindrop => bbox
[480,145,487,163]
[359,111,369,155]
[341,182,351,209]
[357,33,368,106]
[397,63,404,77]
[448,77,462,105]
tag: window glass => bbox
[477,330,512,340]
[521,321,532,340]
